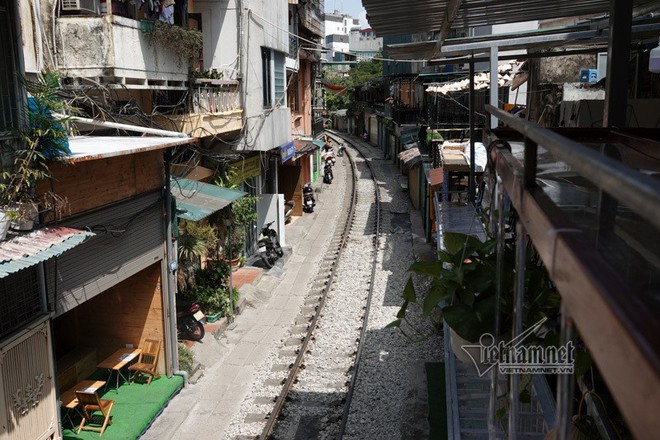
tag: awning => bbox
[364,0,653,37]
[398,147,422,169]
[0,227,95,278]
[66,136,196,163]
[172,178,247,222]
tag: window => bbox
[0,266,44,340]
[274,51,285,105]
[262,47,272,107]
[0,0,20,138]
[262,47,286,108]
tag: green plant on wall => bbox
[142,21,203,64]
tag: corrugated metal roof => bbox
[0,227,95,278]
[66,136,196,163]
[365,0,656,37]
[172,178,247,222]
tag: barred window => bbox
[0,0,19,138]
[0,267,44,340]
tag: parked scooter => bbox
[284,200,295,223]
[257,220,283,268]
[337,143,345,157]
[176,299,205,341]
[323,159,334,184]
[303,183,316,213]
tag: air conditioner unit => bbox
[61,0,99,15]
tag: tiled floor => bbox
[230,266,263,290]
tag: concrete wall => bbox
[193,0,291,151]
[56,16,189,82]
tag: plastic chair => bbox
[128,339,161,386]
[75,391,114,436]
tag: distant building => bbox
[326,34,350,61]
[349,28,383,61]
[324,10,360,37]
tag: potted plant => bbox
[0,69,73,238]
[212,170,259,267]
[176,220,218,291]
[390,231,561,359]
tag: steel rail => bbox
[486,104,660,232]
[258,131,372,440]
[326,130,381,440]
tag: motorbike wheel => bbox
[261,250,274,268]
[275,240,283,257]
[180,317,205,341]
[266,247,278,266]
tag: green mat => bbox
[426,362,448,440]
[62,373,183,440]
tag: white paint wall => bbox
[492,21,539,106]
[193,0,291,151]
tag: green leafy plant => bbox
[177,220,218,290]
[184,260,239,316]
[177,342,195,376]
[213,170,259,259]
[391,232,560,344]
[191,69,224,80]
[0,69,73,225]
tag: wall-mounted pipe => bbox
[52,113,188,138]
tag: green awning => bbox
[312,140,326,148]
[172,178,247,222]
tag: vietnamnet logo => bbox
[460,318,575,377]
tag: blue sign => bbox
[280,141,295,163]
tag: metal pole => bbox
[469,56,476,205]
[164,151,179,374]
[556,303,575,440]
[603,0,633,128]
[509,222,527,439]
[228,222,234,319]
[490,45,499,129]
[489,182,506,439]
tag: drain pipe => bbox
[165,151,189,386]
[52,113,189,138]
[237,0,246,130]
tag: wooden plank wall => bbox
[37,150,164,220]
[53,262,166,374]
[279,165,303,216]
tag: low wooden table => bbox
[97,348,141,392]
[60,379,106,427]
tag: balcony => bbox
[57,15,189,89]
[163,80,243,137]
[298,4,323,38]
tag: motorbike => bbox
[284,200,295,224]
[303,183,316,213]
[176,299,205,341]
[257,220,283,268]
[323,159,334,184]
[322,147,336,166]
[337,144,345,157]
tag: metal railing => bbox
[192,84,240,114]
[485,104,660,440]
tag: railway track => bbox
[240,133,382,440]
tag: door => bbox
[0,319,58,440]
